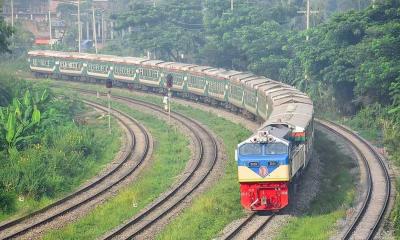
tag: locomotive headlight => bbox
[268,161,279,167]
[161,73,165,77]
[184,76,188,81]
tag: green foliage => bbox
[0,15,13,53]
[106,0,399,116]
[43,83,250,239]
[43,95,190,239]
[0,187,16,213]
[0,88,50,152]
[392,178,400,237]
[277,130,356,239]
[0,77,121,216]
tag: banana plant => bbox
[0,89,47,153]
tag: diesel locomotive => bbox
[27,50,314,211]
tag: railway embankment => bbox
[43,80,361,240]
[0,76,122,224]
[17,78,393,239]
[335,115,397,239]
[275,127,358,239]
[37,81,252,239]
[43,91,193,239]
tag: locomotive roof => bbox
[264,102,313,130]
[242,124,291,145]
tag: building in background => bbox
[2,0,111,48]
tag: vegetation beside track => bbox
[327,106,400,237]
[46,82,252,239]
[156,101,250,239]
[0,75,121,221]
[43,93,190,239]
[276,130,356,240]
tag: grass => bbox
[0,118,121,221]
[45,81,252,239]
[34,80,357,239]
[42,93,191,239]
[275,130,357,240]
[0,96,122,222]
[156,103,250,240]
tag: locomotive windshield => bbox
[265,143,288,155]
[239,144,262,155]
[239,143,288,155]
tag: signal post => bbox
[106,79,112,134]
[166,74,173,125]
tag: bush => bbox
[0,188,16,213]
[0,77,120,214]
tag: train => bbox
[27,50,314,211]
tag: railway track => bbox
[15,78,392,239]
[0,100,151,240]
[72,89,220,240]
[220,213,275,240]
[213,119,391,240]
[316,120,391,240]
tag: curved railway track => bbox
[212,119,390,240]
[0,100,151,240]
[14,78,392,239]
[316,120,391,240]
[221,213,275,240]
[72,88,220,240]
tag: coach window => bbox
[239,143,262,155]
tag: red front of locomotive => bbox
[240,182,289,211]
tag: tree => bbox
[0,16,13,53]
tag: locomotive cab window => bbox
[239,143,262,155]
[265,143,288,155]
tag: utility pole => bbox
[372,0,376,8]
[92,5,98,54]
[78,0,81,53]
[153,0,156,7]
[297,0,319,41]
[101,10,105,45]
[48,0,52,40]
[11,0,14,29]
[108,91,111,134]
[231,0,234,11]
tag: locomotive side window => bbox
[265,143,288,155]
[239,143,262,155]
